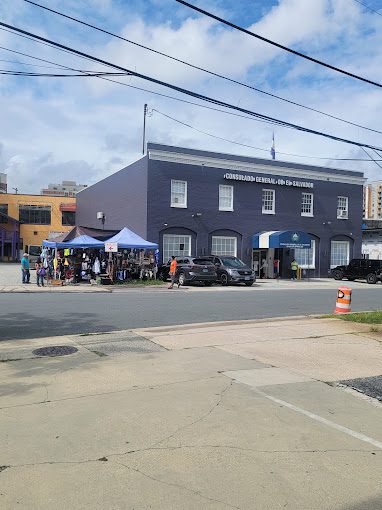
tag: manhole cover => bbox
[32,346,78,357]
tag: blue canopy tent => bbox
[42,234,104,249]
[253,231,312,249]
[105,227,158,249]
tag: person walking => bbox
[291,259,299,280]
[168,255,177,289]
[35,258,45,287]
[21,253,30,284]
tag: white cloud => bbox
[1,0,382,197]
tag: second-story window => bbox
[301,192,314,217]
[262,189,275,214]
[171,180,187,208]
[19,205,51,225]
[219,185,233,211]
[337,196,348,219]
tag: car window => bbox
[349,260,359,268]
[220,257,246,268]
[192,258,214,265]
[213,257,221,265]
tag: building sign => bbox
[105,242,118,252]
[224,172,314,189]
[279,232,311,249]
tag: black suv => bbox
[204,255,255,286]
[158,257,217,286]
[330,258,382,284]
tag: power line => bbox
[21,0,382,135]
[1,21,382,152]
[152,108,382,162]
[353,0,382,17]
[0,69,131,77]
[176,0,382,88]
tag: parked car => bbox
[158,257,217,286]
[330,258,382,284]
[204,255,255,286]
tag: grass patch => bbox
[322,311,382,324]
[114,279,165,286]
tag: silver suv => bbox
[205,256,255,286]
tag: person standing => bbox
[260,258,268,279]
[35,258,45,287]
[291,259,299,280]
[21,253,30,284]
[168,255,177,289]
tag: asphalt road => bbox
[1,287,381,340]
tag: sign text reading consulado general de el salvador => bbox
[223,172,314,189]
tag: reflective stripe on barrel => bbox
[334,286,352,314]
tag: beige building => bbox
[41,180,87,197]
[363,181,382,220]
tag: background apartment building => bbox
[363,181,382,219]
[0,173,7,193]
[41,180,87,197]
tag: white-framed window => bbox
[301,193,314,217]
[330,240,350,268]
[162,234,191,263]
[262,189,275,214]
[211,236,237,256]
[337,196,348,219]
[219,185,233,211]
[294,240,316,269]
[171,180,187,208]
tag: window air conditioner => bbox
[338,210,348,218]
[174,197,179,203]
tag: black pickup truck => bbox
[330,258,382,284]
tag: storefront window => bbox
[163,234,191,262]
[262,189,275,214]
[171,180,187,208]
[62,211,76,226]
[330,240,350,268]
[295,240,315,269]
[211,236,237,256]
[0,204,8,223]
[219,185,233,211]
[301,193,313,217]
[19,205,51,225]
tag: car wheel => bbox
[333,270,344,281]
[204,281,213,287]
[366,273,377,284]
[244,281,254,287]
[220,273,229,286]
[178,272,186,286]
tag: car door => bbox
[346,260,359,279]
[213,257,223,278]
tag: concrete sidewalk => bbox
[0,317,381,509]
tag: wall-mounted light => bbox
[192,212,202,218]
[97,211,105,229]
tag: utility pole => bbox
[12,187,18,194]
[142,103,148,155]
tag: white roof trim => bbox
[148,149,365,186]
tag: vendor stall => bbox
[103,228,158,283]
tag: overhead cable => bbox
[22,0,382,135]
[1,21,382,152]
[352,0,382,17]
[176,0,382,88]
[152,108,382,162]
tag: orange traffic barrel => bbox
[334,286,352,314]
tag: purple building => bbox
[76,143,365,278]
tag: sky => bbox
[0,0,382,194]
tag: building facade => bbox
[76,143,365,278]
[41,180,87,197]
[362,220,382,260]
[363,180,382,220]
[0,193,76,261]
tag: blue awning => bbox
[42,234,104,249]
[253,231,312,249]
